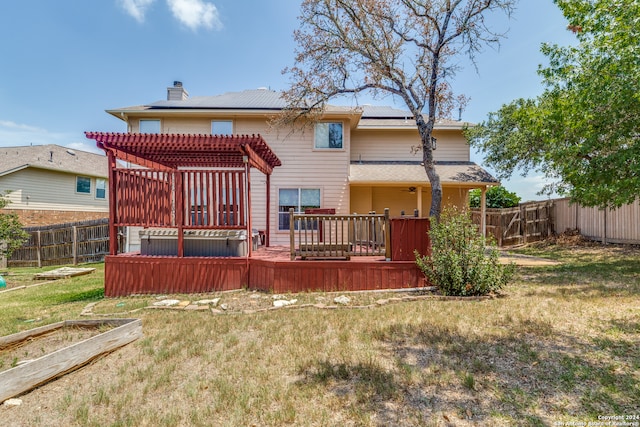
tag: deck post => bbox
[289,208,295,260]
[384,208,391,260]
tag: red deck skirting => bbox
[104,256,249,297]
[104,251,423,296]
[249,259,421,293]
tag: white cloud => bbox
[166,0,222,31]
[118,0,156,23]
[0,120,46,133]
[0,120,75,149]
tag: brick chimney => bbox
[167,81,189,101]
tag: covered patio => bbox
[86,132,426,296]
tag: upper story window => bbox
[315,122,343,149]
[76,176,91,194]
[95,178,106,199]
[139,119,161,133]
[211,120,233,135]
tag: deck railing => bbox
[289,208,390,260]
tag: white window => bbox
[315,122,343,149]
[76,176,91,194]
[278,188,321,230]
[95,178,106,199]
[139,119,161,133]
[211,120,233,135]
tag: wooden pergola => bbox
[85,132,281,257]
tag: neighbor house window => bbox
[95,178,106,199]
[139,119,161,133]
[315,122,343,149]
[76,176,91,194]
[278,188,321,230]
[211,120,233,135]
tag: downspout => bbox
[266,174,271,247]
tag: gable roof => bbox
[0,144,108,178]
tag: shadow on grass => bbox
[52,287,104,305]
[296,318,640,425]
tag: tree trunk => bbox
[415,115,442,219]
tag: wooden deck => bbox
[104,246,423,297]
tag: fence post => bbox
[72,225,78,265]
[521,204,527,245]
[36,230,42,268]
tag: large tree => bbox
[466,0,640,209]
[283,0,516,218]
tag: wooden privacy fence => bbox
[553,197,640,244]
[8,218,117,267]
[471,201,553,246]
[290,209,390,260]
[473,197,640,246]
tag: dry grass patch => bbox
[0,245,639,426]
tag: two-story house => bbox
[103,82,497,248]
[0,144,109,226]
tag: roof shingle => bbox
[0,144,107,177]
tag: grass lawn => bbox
[0,243,638,426]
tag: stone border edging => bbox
[80,292,498,317]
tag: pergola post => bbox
[107,151,118,256]
[245,158,252,257]
[176,171,185,257]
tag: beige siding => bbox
[240,119,351,246]
[138,115,351,246]
[0,168,109,212]
[351,129,469,162]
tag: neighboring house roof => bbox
[349,161,498,185]
[108,88,468,130]
[0,144,108,178]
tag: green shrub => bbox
[415,208,515,296]
[469,185,521,208]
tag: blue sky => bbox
[0,0,576,201]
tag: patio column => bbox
[416,186,423,217]
[480,186,487,238]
